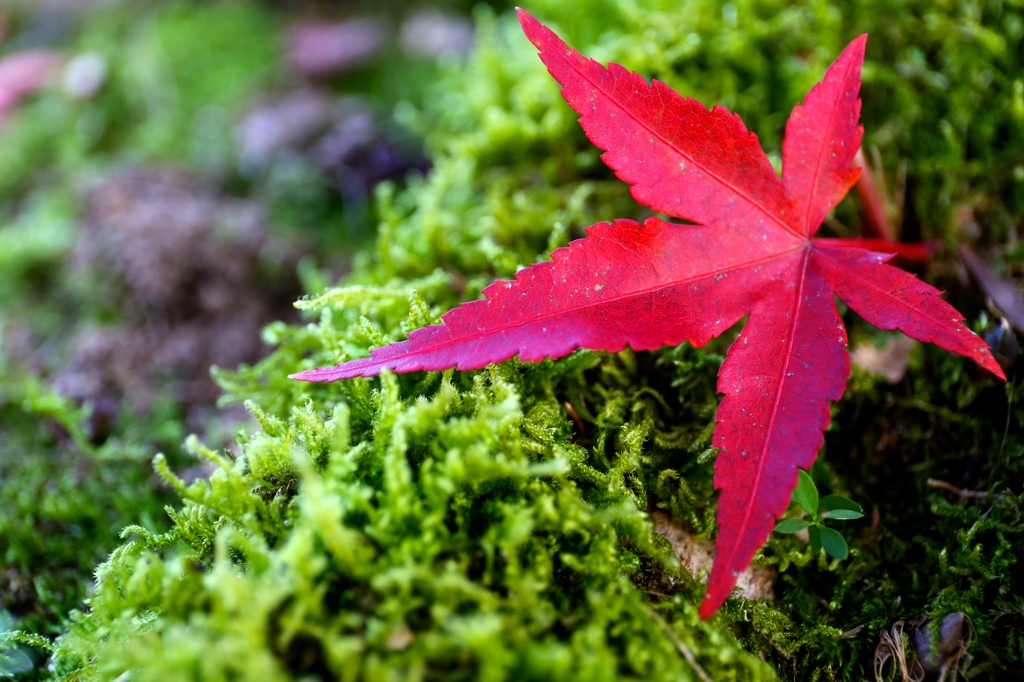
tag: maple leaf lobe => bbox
[289,215,798,382]
[817,246,1005,380]
[700,248,850,619]
[783,35,867,236]
[517,9,795,237]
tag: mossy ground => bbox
[2,1,1023,680]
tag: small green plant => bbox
[774,470,863,560]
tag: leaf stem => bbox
[814,238,932,262]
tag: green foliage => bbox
[0,371,176,642]
[775,471,864,560]
[794,471,821,519]
[4,0,1024,680]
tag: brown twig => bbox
[893,158,908,231]
[926,479,1007,501]
[840,624,866,639]
[854,147,896,242]
[563,400,585,435]
[875,619,923,682]
[959,245,1024,335]
[644,606,712,682]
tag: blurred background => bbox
[0,0,501,661]
[2,0,1024,679]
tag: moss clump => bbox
[6,0,1024,679]
[0,373,176,643]
[51,365,776,680]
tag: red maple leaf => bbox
[292,10,1005,618]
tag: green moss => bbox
[49,369,775,680]
[5,0,1024,679]
[0,373,177,642]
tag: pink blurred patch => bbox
[287,19,384,80]
[0,49,62,123]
